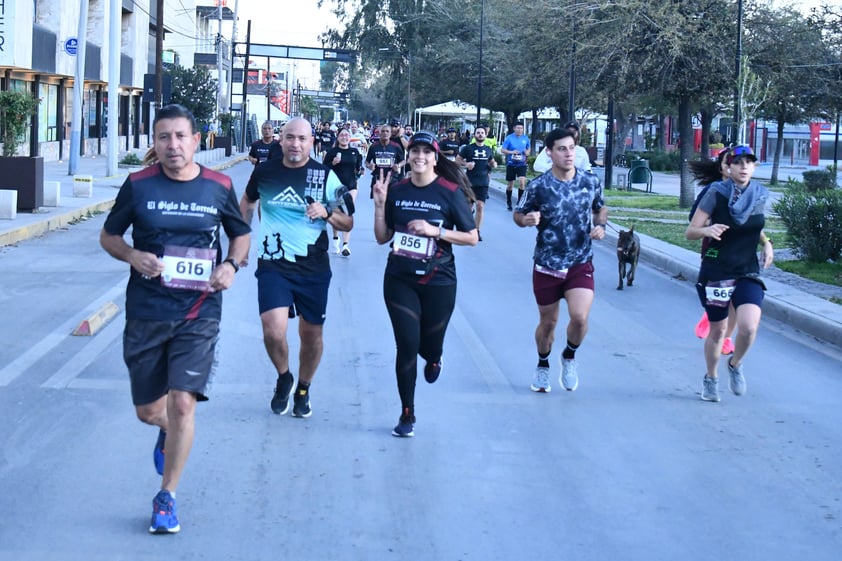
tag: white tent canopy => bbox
[414,100,504,127]
[517,107,561,121]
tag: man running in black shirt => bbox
[457,125,497,240]
[249,120,281,165]
[439,127,461,162]
[100,104,251,534]
[366,123,406,197]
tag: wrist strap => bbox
[223,258,239,273]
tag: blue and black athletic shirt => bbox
[103,164,251,321]
[245,158,344,275]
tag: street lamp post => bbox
[407,53,411,128]
[476,0,485,124]
[732,0,744,145]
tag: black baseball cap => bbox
[407,131,440,153]
[565,121,580,131]
[447,127,457,133]
[390,119,401,127]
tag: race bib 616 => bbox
[161,246,215,291]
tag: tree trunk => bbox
[678,97,695,208]
[658,114,667,151]
[772,117,785,185]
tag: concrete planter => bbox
[0,156,44,211]
[214,136,232,157]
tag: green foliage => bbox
[776,260,842,288]
[802,169,838,193]
[0,90,40,157]
[217,112,235,136]
[119,152,143,165]
[774,187,842,262]
[167,65,217,129]
[623,150,680,172]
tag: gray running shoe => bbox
[727,360,746,396]
[530,366,551,393]
[560,357,579,391]
[701,376,720,402]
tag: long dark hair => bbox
[434,156,475,203]
[408,131,476,203]
[688,148,730,186]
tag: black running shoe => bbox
[392,408,415,437]
[292,387,312,418]
[270,372,294,415]
[424,358,442,384]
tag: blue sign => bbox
[64,38,78,56]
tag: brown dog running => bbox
[617,225,640,290]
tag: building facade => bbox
[0,0,226,162]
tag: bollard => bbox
[0,190,18,219]
[43,180,61,207]
[73,175,93,198]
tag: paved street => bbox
[1,160,842,560]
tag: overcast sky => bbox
[233,0,338,47]
[228,0,339,88]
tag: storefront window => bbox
[38,83,58,142]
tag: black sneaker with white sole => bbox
[270,372,294,414]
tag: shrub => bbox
[774,187,842,262]
[119,152,143,165]
[0,90,40,157]
[633,150,681,172]
[802,168,837,192]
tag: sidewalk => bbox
[0,150,248,247]
[488,170,842,349]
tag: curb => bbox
[0,200,116,247]
[601,226,842,349]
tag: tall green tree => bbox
[746,5,830,184]
[581,0,733,207]
[167,64,218,130]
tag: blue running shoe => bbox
[149,490,180,534]
[424,358,442,384]
[153,429,166,476]
[392,408,415,437]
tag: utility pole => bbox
[106,0,120,176]
[239,21,251,152]
[732,0,744,145]
[217,0,224,120]
[476,0,484,124]
[69,0,89,175]
[155,0,164,109]
[228,0,239,112]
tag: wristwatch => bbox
[223,258,239,273]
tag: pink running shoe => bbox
[695,313,710,339]
[721,337,735,355]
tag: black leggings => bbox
[383,275,457,413]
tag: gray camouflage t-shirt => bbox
[515,169,605,270]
